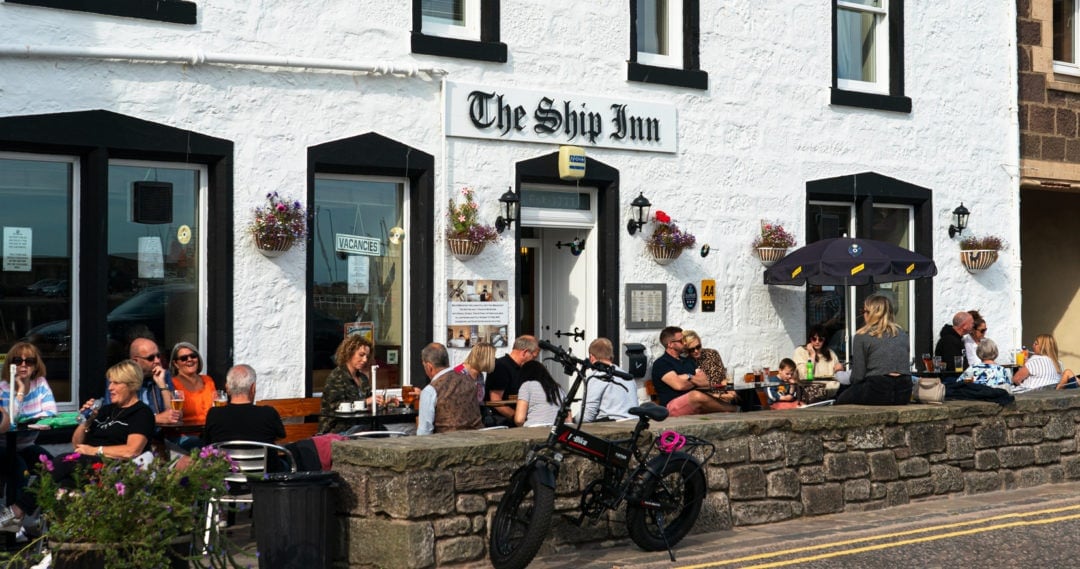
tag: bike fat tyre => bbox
[626,456,706,552]
[490,468,556,569]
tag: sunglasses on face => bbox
[175,354,199,363]
[687,345,702,352]
[135,353,161,361]
[11,357,37,366]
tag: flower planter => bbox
[53,537,190,569]
[448,238,486,261]
[646,244,683,266]
[254,234,295,258]
[960,249,998,273]
[755,247,788,268]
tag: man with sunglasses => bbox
[101,337,179,425]
[651,326,736,417]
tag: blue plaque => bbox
[682,283,698,311]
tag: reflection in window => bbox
[806,203,853,362]
[1055,0,1077,64]
[313,177,405,393]
[422,0,478,40]
[107,164,202,368]
[869,205,913,335]
[635,0,683,68]
[0,156,74,403]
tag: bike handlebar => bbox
[538,339,635,381]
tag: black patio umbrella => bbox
[763,238,937,286]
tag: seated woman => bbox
[319,335,390,434]
[836,294,911,405]
[958,338,1012,388]
[1012,334,1070,391]
[794,325,845,379]
[1,359,154,532]
[455,342,495,404]
[0,342,58,500]
[514,361,566,428]
[168,341,216,449]
[681,330,739,411]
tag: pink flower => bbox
[40,454,54,472]
[458,215,466,222]
[114,482,125,496]
[63,453,80,462]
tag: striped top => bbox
[1,376,58,449]
[1018,355,1062,391]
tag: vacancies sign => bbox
[444,81,677,153]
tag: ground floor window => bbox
[312,176,406,393]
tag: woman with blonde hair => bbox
[1012,334,1075,391]
[456,342,495,403]
[836,294,911,405]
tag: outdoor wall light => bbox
[626,192,652,236]
[495,187,520,233]
[948,203,970,238]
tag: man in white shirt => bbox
[578,338,639,422]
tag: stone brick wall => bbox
[1018,0,1080,163]
[331,392,1080,568]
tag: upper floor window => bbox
[6,0,196,24]
[1054,0,1080,75]
[831,0,911,113]
[628,0,708,90]
[412,0,507,63]
[636,0,683,68]
[422,0,480,41]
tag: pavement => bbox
[527,480,1080,569]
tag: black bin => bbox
[252,471,339,569]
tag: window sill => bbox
[627,62,708,90]
[830,88,911,114]
[411,33,507,63]
[7,0,197,24]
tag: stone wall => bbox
[330,392,1080,568]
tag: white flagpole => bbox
[371,365,379,417]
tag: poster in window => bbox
[446,279,509,349]
[2,227,32,272]
[344,321,374,343]
[137,236,165,279]
[347,255,370,295]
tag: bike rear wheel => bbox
[489,467,555,569]
[625,456,706,552]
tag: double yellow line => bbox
[680,504,1080,568]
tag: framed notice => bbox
[625,283,666,329]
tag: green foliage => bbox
[446,187,499,245]
[959,234,1005,251]
[751,220,796,249]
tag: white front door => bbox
[520,185,598,395]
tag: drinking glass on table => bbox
[921,353,934,373]
[214,390,228,407]
[953,356,964,372]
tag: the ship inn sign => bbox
[444,81,678,153]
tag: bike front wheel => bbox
[489,467,555,569]
[625,456,707,552]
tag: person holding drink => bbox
[166,342,215,449]
[104,337,179,425]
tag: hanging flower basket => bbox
[647,243,683,266]
[254,234,296,258]
[448,238,486,261]
[755,247,788,268]
[960,250,998,273]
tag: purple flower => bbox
[40,454,54,472]
[114,482,125,496]
[63,453,79,462]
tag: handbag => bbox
[914,377,945,404]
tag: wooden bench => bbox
[256,397,322,443]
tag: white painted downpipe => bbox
[0,45,449,79]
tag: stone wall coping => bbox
[333,392,1080,471]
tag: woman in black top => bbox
[1,360,154,531]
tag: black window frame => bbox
[628,0,708,90]
[0,109,233,405]
[830,0,911,113]
[6,0,197,25]
[411,0,507,63]
[805,171,932,353]
[306,133,435,395]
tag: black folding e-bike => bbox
[489,340,715,569]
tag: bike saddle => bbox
[628,403,669,422]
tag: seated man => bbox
[578,337,639,422]
[203,364,285,445]
[417,343,482,435]
[483,335,539,427]
[651,326,737,417]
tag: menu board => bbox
[625,283,666,329]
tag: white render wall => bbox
[0,1,1019,397]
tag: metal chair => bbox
[202,441,297,548]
